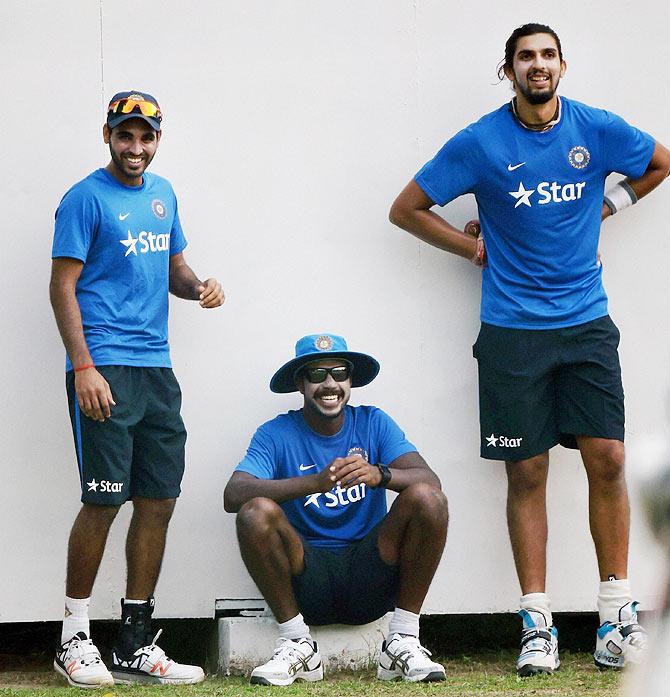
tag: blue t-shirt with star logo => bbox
[52,168,187,369]
[236,405,416,549]
[415,97,655,329]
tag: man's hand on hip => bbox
[75,369,116,422]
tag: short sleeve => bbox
[601,111,655,179]
[415,127,479,206]
[372,409,417,465]
[169,192,188,255]
[236,424,278,479]
[52,186,100,261]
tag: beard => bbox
[517,75,560,105]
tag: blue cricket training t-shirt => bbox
[415,97,655,329]
[236,405,417,549]
[52,168,187,369]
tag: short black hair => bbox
[497,23,563,81]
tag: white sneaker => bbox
[250,637,323,686]
[594,601,648,670]
[377,634,446,682]
[517,609,560,676]
[54,632,114,689]
[111,629,205,684]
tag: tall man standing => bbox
[224,333,449,685]
[50,91,225,687]
[390,24,670,676]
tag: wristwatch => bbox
[373,464,392,488]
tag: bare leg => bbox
[66,503,121,598]
[506,453,549,594]
[235,498,305,623]
[377,483,449,613]
[125,497,176,599]
[578,437,628,581]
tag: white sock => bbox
[388,607,420,638]
[62,596,90,643]
[277,613,311,641]
[123,598,147,604]
[520,592,553,627]
[598,579,632,625]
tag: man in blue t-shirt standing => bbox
[224,333,449,685]
[50,91,225,688]
[390,23,670,676]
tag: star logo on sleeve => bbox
[120,230,139,256]
[509,182,535,208]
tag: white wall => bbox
[1,0,668,621]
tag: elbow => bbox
[388,200,405,228]
[223,486,240,514]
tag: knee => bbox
[587,441,625,485]
[79,503,121,530]
[399,483,449,526]
[506,454,548,493]
[236,497,283,539]
[132,497,176,527]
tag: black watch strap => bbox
[374,464,392,488]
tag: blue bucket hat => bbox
[270,333,380,394]
[107,90,162,131]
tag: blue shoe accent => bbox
[518,609,536,629]
[597,622,614,640]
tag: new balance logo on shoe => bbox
[111,629,204,685]
[54,633,114,688]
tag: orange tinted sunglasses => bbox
[108,98,162,122]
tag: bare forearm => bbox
[223,475,321,512]
[49,283,92,368]
[169,262,202,300]
[386,466,442,493]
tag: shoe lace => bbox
[393,636,434,665]
[67,636,102,663]
[272,638,307,663]
[521,629,553,655]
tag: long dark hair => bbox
[497,23,563,81]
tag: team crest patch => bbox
[568,146,590,169]
[151,199,167,219]
[315,335,333,351]
[348,447,369,461]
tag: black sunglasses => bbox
[301,364,352,384]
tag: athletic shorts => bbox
[472,315,624,461]
[66,366,187,505]
[292,523,399,626]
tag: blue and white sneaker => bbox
[594,601,647,670]
[517,609,560,676]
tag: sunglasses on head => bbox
[108,98,162,122]
[301,364,352,384]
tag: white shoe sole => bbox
[54,660,114,688]
[111,667,205,685]
[250,666,323,686]
[377,666,446,682]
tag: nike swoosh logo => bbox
[507,162,526,171]
[119,212,130,220]
[299,464,317,471]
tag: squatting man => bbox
[224,333,450,685]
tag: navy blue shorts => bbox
[473,315,624,461]
[292,523,398,626]
[66,366,187,505]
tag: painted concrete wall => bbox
[1,0,668,621]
